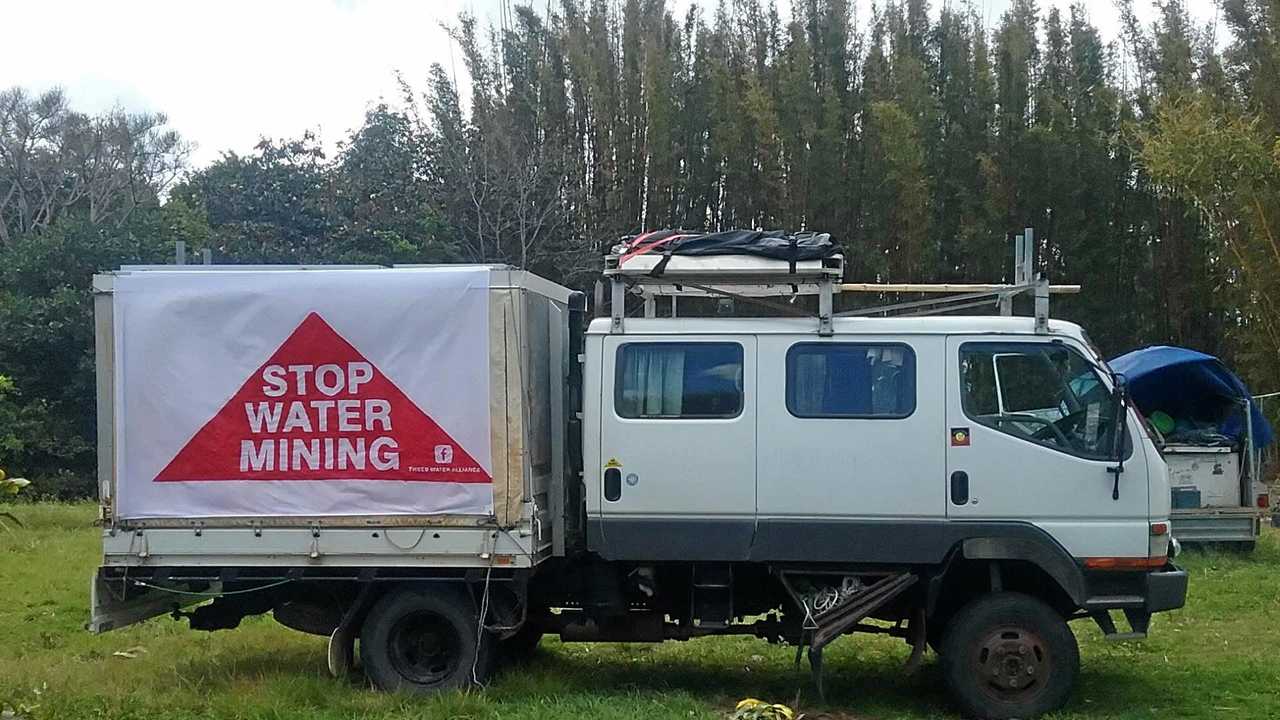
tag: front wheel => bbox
[940,592,1079,719]
[359,586,493,693]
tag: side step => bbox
[691,564,734,629]
[1091,609,1150,642]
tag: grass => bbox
[1,502,1278,719]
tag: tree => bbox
[1117,0,1233,354]
[0,87,188,245]
[0,205,194,497]
[331,105,457,264]
[173,133,338,263]
[861,100,932,281]
[1142,98,1280,392]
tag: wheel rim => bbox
[970,625,1052,704]
[387,611,464,685]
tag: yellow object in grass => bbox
[0,468,30,495]
[732,698,796,720]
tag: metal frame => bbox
[99,525,543,568]
[604,250,845,336]
[604,228,1079,336]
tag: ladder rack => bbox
[603,227,1079,335]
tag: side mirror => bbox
[1107,373,1128,500]
[1112,372,1129,400]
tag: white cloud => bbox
[0,0,502,166]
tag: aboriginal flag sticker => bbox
[950,427,971,447]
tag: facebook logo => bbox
[433,444,454,465]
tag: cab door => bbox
[596,335,757,560]
[944,337,1149,559]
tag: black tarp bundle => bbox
[617,229,836,275]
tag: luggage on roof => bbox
[613,229,836,266]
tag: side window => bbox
[787,343,916,418]
[615,343,744,419]
[959,342,1121,459]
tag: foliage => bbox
[173,108,458,267]
[0,87,189,245]
[0,207,193,497]
[1142,98,1280,386]
[0,467,29,530]
[0,375,21,457]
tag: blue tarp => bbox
[1109,345,1274,449]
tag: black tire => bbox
[940,592,1079,720]
[926,623,946,656]
[359,586,493,693]
[499,622,543,664]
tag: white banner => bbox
[112,267,492,519]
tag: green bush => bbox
[0,206,199,498]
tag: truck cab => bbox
[584,315,1171,569]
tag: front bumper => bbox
[1145,562,1188,613]
[1081,561,1188,615]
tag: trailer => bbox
[90,231,1187,720]
[1109,346,1273,549]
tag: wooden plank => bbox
[839,283,1080,294]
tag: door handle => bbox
[604,467,622,502]
[950,470,969,505]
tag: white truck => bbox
[89,232,1187,720]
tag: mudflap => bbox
[327,624,356,678]
[88,568,195,633]
[326,583,376,679]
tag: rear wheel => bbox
[499,622,543,664]
[359,586,493,693]
[940,592,1078,719]
[926,622,946,655]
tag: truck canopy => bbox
[1109,345,1273,449]
[97,266,576,529]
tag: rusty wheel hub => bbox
[973,626,1050,700]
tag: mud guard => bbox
[326,583,376,678]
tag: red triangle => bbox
[154,312,491,483]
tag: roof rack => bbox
[603,227,1080,336]
[603,249,844,333]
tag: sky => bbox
[0,0,1221,169]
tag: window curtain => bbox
[791,351,827,415]
[623,347,686,416]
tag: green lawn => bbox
[2,502,1278,719]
